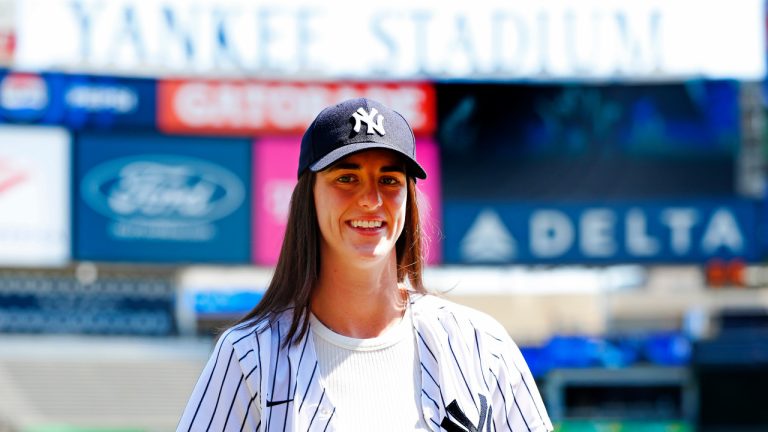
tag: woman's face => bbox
[313,149,408,265]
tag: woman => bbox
[178,98,553,431]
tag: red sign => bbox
[0,31,14,63]
[158,81,436,136]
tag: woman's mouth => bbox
[349,220,384,229]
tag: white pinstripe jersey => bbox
[177,293,554,432]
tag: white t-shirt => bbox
[309,304,430,431]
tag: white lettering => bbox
[268,86,311,129]
[661,209,698,255]
[175,83,216,126]
[168,82,430,133]
[66,86,138,113]
[351,107,386,135]
[243,85,268,127]
[626,208,659,256]
[580,209,616,257]
[530,210,573,258]
[702,208,744,254]
[362,87,424,127]
[109,163,215,217]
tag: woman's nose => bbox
[358,182,382,209]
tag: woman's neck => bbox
[311,254,406,339]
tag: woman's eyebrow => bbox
[327,162,360,171]
[326,163,405,173]
[381,165,406,174]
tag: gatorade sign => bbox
[158,81,435,136]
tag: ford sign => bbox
[80,155,245,230]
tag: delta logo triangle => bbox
[460,209,516,262]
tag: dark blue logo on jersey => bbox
[441,394,491,432]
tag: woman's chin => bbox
[351,244,395,262]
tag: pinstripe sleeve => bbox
[489,325,553,432]
[177,330,261,432]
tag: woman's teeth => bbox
[351,220,383,228]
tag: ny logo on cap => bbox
[351,107,386,136]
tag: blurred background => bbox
[0,0,767,431]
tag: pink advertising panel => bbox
[252,137,442,265]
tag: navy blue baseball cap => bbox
[298,98,427,179]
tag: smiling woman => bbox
[314,150,408,264]
[177,98,553,432]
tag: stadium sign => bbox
[80,155,245,241]
[0,125,70,267]
[75,132,251,263]
[444,200,759,264]
[15,0,765,81]
[0,70,157,128]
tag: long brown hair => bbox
[237,170,427,346]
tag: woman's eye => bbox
[337,175,354,183]
[380,177,400,185]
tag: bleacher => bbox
[0,336,210,431]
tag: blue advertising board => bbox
[55,73,156,129]
[0,69,156,129]
[444,200,759,264]
[74,132,251,263]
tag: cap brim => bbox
[309,142,427,179]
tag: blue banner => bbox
[0,69,156,129]
[444,200,759,264]
[55,73,156,129]
[74,132,251,263]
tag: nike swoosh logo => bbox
[266,399,294,407]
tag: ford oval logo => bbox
[81,155,245,227]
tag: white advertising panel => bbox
[0,126,70,266]
[0,0,14,64]
[15,0,765,81]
